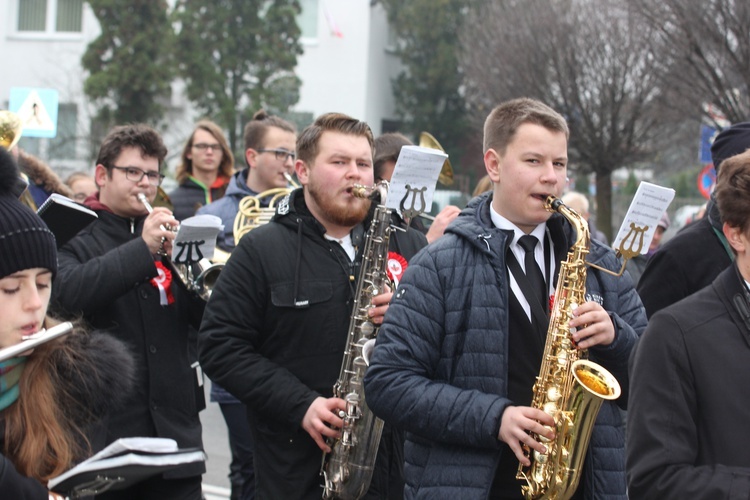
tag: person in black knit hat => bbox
[0,146,135,499]
[637,121,750,317]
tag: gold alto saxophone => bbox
[321,181,393,500]
[516,196,621,500]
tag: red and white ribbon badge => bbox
[150,261,175,306]
[386,252,408,289]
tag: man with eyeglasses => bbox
[197,109,297,250]
[51,124,207,500]
[170,120,235,221]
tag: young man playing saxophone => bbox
[198,113,426,499]
[363,98,647,499]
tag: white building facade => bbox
[0,0,401,176]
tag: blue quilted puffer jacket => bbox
[364,192,647,500]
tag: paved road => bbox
[200,383,232,499]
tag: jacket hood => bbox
[224,169,257,198]
[18,150,73,198]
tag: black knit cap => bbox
[0,147,57,280]
[711,121,750,172]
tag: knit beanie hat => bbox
[711,121,750,172]
[0,147,57,280]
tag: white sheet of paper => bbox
[613,182,675,255]
[386,145,448,217]
[171,214,224,263]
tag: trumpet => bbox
[137,193,222,301]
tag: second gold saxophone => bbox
[516,196,621,500]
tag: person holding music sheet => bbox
[198,113,426,500]
[373,132,460,243]
[363,98,647,499]
[637,122,750,317]
[50,124,206,500]
[0,147,134,499]
[627,149,750,499]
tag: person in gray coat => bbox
[364,98,646,499]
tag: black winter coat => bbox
[199,188,426,499]
[627,264,750,499]
[169,177,228,221]
[637,215,732,318]
[51,203,206,479]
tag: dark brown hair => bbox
[715,149,750,235]
[175,120,234,184]
[374,132,412,181]
[96,124,167,175]
[297,113,374,165]
[483,97,569,153]
[242,110,296,161]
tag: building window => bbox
[17,0,83,34]
[298,0,318,39]
[50,103,78,160]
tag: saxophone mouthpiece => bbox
[545,195,563,212]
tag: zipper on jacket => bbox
[130,218,135,234]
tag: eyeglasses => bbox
[258,148,296,162]
[111,166,165,186]
[193,143,221,152]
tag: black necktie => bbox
[518,235,546,309]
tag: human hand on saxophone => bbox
[302,396,347,452]
[568,301,615,349]
[498,406,556,466]
[367,284,393,325]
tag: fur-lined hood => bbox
[17,150,72,199]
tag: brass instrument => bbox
[232,173,298,245]
[234,188,293,242]
[418,131,454,186]
[0,110,23,151]
[138,193,221,301]
[321,181,392,500]
[516,196,621,500]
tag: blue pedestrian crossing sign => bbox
[9,87,59,138]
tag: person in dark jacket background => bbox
[364,98,646,500]
[199,113,426,500]
[627,148,750,499]
[637,121,750,317]
[169,119,234,221]
[51,124,206,500]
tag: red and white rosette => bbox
[386,252,408,289]
[151,261,175,306]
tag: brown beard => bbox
[308,182,371,227]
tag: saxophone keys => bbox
[546,387,562,402]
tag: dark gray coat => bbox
[364,192,646,499]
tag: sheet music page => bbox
[171,214,223,263]
[613,182,675,255]
[386,145,448,216]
